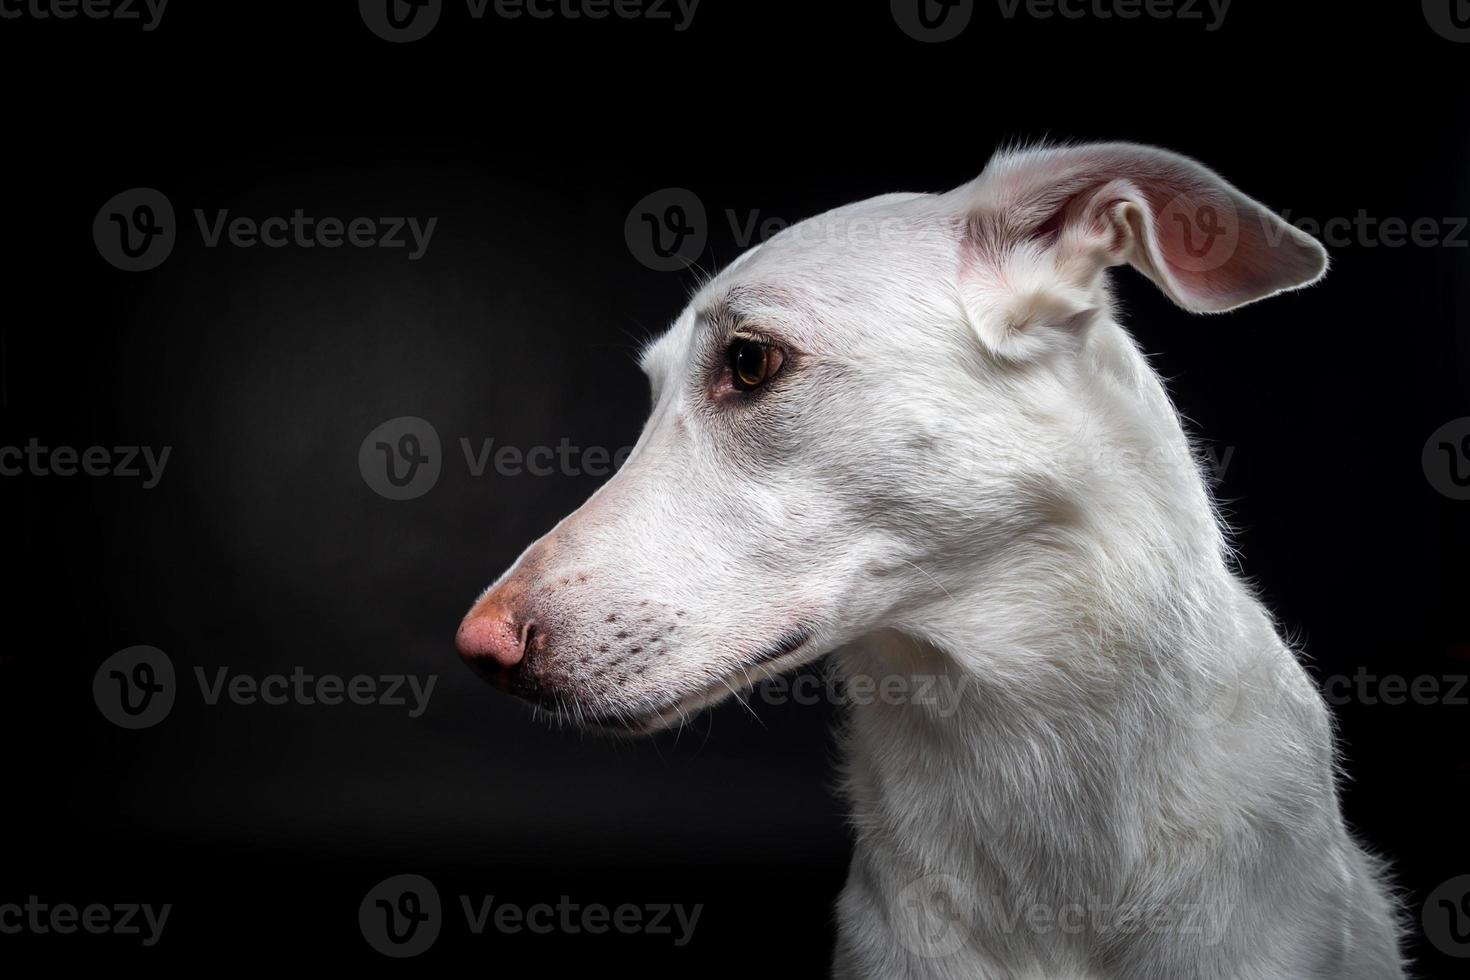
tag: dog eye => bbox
[729,339,780,390]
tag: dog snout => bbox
[456,589,534,677]
[456,581,572,712]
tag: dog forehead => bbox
[638,190,952,377]
[739,191,946,276]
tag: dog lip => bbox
[750,626,813,666]
[586,626,815,733]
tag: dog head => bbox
[455,142,1327,733]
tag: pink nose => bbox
[455,594,532,676]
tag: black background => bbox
[2,0,1467,974]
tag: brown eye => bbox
[730,339,772,390]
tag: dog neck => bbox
[830,357,1292,927]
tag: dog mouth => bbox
[585,627,815,735]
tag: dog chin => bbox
[584,635,818,737]
[585,683,736,737]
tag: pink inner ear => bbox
[1143,179,1328,313]
[973,144,1329,315]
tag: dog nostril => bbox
[456,599,535,674]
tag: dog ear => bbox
[954,142,1328,359]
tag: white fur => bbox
[473,143,1407,978]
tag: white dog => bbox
[456,142,1407,979]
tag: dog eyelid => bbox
[726,324,790,354]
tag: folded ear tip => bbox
[1282,224,1331,291]
[964,140,1333,316]
[1199,236,1330,313]
[1287,220,1330,272]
